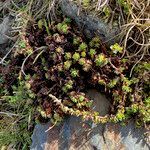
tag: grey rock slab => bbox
[0,16,13,57]
[30,123,50,150]
[86,89,111,116]
[60,0,120,46]
[30,122,61,150]
[0,16,11,45]
[89,121,150,150]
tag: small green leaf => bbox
[110,43,123,54]
[73,52,80,61]
[38,19,43,29]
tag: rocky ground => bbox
[0,1,149,150]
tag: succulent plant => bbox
[70,96,78,103]
[56,46,64,53]
[64,60,72,70]
[19,40,26,49]
[78,58,86,65]
[81,51,86,57]
[73,36,82,45]
[121,77,132,93]
[64,18,71,24]
[115,108,125,122]
[53,33,63,43]
[64,52,72,60]
[71,68,79,78]
[69,91,91,109]
[79,42,87,51]
[89,37,101,48]
[53,113,63,122]
[72,52,80,61]
[2,16,149,133]
[108,78,119,88]
[57,63,63,72]
[82,0,90,7]
[62,80,73,93]
[57,22,69,34]
[110,43,123,54]
[89,48,96,58]
[95,53,108,67]
[83,60,92,72]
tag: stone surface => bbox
[0,16,12,56]
[87,89,111,116]
[31,89,149,150]
[60,0,120,46]
[31,123,50,150]
[103,122,150,150]
[0,16,10,45]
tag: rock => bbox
[60,0,120,46]
[0,16,12,56]
[31,122,63,150]
[30,123,50,150]
[0,16,10,45]
[86,89,111,116]
[90,121,150,150]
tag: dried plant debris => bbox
[1,17,150,127]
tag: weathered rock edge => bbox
[60,0,120,46]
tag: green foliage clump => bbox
[102,6,111,18]
[71,69,79,78]
[81,51,86,57]
[72,52,80,61]
[110,43,123,54]
[98,79,106,85]
[82,0,90,8]
[69,92,92,108]
[89,48,96,58]
[108,78,119,88]
[1,16,150,146]
[95,53,108,66]
[19,40,26,49]
[79,42,87,51]
[64,61,72,70]
[57,19,70,34]
[79,58,86,65]
[62,80,74,93]
[73,36,81,45]
[89,37,101,48]
[121,77,132,93]
[51,113,63,124]
[64,52,72,60]
[0,78,35,149]
[114,108,125,122]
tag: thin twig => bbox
[0,44,16,65]
[33,49,45,64]
[129,48,146,77]
[21,46,47,76]
[45,121,57,132]
[0,111,19,117]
